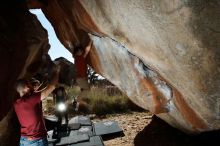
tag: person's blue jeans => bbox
[20,136,48,146]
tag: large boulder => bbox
[40,0,220,133]
[55,57,76,86]
[35,55,76,86]
[0,1,49,145]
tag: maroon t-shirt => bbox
[74,54,88,78]
[14,93,47,139]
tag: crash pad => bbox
[71,136,104,146]
[69,116,92,126]
[94,121,123,136]
[77,126,94,136]
[55,131,89,146]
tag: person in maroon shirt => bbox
[73,40,92,111]
[14,63,60,146]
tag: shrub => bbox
[66,86,145,115]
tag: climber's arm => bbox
[83,40,92,58]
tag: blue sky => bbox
[30,9,74,63]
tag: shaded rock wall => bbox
[35,55,76,86]
[0,1,49,145]
[40,0,220,133]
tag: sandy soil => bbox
[93,112,220,146]
[92,111,152,146]
[43,98,220,146]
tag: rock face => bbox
[0,1,49,145]
[35,55,76,86]
[55,57,76,86]
[0,0,220,145]
[40,0,220,133]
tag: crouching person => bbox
[14,65,60,146]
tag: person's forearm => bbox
[84,40,92,58]
[41,65,60,100]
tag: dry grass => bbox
[43,86,144,116]
[88,87,130,115]
[66,86,144,115]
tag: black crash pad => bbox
[69,116,92,126]
[94,121,123,137]
[55,131,90,146]
[69,123,81,130]
[77,126,94,136]
[71,136,104,146]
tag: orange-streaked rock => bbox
[40,0,220,133]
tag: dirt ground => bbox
[92,111,152,146]
[93,112,220,146]
[43,98,220,146]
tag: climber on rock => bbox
[13,63,60,146]
[73,40,92,112]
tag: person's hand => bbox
[83,41,92,58]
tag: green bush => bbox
[66,86,144,115]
